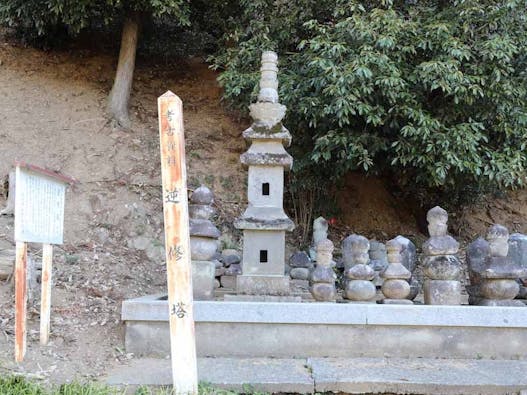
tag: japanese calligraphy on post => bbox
[158,90,198,393]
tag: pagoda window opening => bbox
[260,250,268,263]
[262,182,270,196]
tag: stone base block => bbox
[379,299,413,305]
[192,261,215,300]
[424,280,461,305]
[220,275,237,290]
[477,299,526,307]
[237,275,290,296]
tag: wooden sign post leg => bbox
[158,91,198,394]
[40,243,53,345]
[14,241,28,362]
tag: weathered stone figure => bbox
[422,206,462,305]
[508,233,527,300]
[342,235,376,302]
[394,235,419,300]
[189,185,220,300]
[380,239,412,304]
[466,237,490,305]
[309,217,328,261]
[234,51,294,295]
[368,240,388,286]
[475,225,526,306]
[309,239,337,302]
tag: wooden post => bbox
[158,91,198,394]
[14,241,27,362]
[40,244,53,345]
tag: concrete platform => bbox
[106,357,527,394]
[122,295,527,359]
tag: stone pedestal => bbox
[237,275,290,296]
[424,280,461,305]
[192,261,216,300]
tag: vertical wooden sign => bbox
[158,91,198,394]
[40,243,53,345]
[14,241,28,362]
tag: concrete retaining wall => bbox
[122,295,527,359]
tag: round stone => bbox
[222,254,241,267]
[189,219,221,238]
[346,264,375,280]
[225,263,242,276]
[480,279,519,300]
[290,267,310,280]
[190,237,219,261]
[382,279,410,299]
[345,280,376,301]
[288,251,313,268]
[310,283,336,302]
[189,204,215,220]
[310,266,336,283]
[191,185,214,205]
[381,262,411,280]
[422,235,459,256]
[423,255,461,280]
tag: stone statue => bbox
[474,225,526,306]
[342,235,376,302]
[309,239,337,302]
[422,206,462,305]
[380,239,412,304]
[189,185,221,300]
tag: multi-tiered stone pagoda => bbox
[234,51,295,295]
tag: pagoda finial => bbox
[257,51,279,104]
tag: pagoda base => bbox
[237,275,290,296]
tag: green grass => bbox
[0,376,250,395]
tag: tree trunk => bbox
[107,12,141,128]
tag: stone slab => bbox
[107,357,527,395]
[106,357,313,393]
[122,295,527,327]
[310,357,527,395]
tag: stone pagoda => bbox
[234,51,295,295]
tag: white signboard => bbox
[14,166,67,245]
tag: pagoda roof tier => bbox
[240,152,293,170]
[243,124,292,147]
[235,207,295,231]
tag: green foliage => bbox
[0,0,189,43]
[212,0,527,203]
